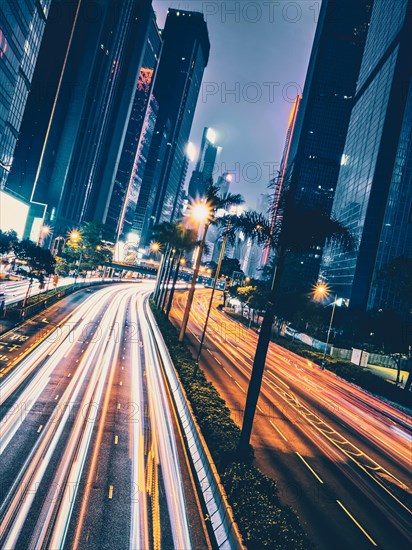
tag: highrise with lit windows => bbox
[321,0,412,313]
[0,0,51,237]
[279,0,373,292]
[133,8,210,247]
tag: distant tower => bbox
[188,127,221,199]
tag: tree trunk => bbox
[179,224,209,342]
[395,355,401,386]
[166,252,181,317]
[156,247,171,307]
[237,250,286,454]
[154,246,169,303]
[160,251,175,311]
[404,357,412,391]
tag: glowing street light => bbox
[151,242,161,253]
[189,200,211,223]
[69,230,81,243]
[313,282,329,299]
[179,200,213,342]
[313,281,336,368]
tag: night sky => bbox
[153,0,320,208]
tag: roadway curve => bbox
[171,288,412,550]
[0,283,208,549]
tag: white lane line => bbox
[215,357,222,365]
[223,367,233,378]
[296,452,324,484]
[336,500,377,546]
[269,420,288,441]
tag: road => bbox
[0,283,209,549]
[0,276,112,306]
[171,288,412,550]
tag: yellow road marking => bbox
[336,500,377,546]
[269,420,288,442]
[296,452,324,483]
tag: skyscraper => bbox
[262,95,301,268]
[4,0,80,237]
[188,127,221,200]
[321,0,412,313]
[105,11,162,241]
[279,0,373,291]
[0,0,51,236]
[7,0,153,241]
[132,8,210,247]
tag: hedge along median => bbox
[150,301,312,550]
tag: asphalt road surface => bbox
[171,288,412,550]
[0,283,209,550]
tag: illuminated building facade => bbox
[106,12,162,241]
[9,0,153,239]
[0,0,50,234]
[133,9,210,247]
[279,0,373,292]
[321,0,412,313]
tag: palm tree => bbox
[151,222,179,305]
[164,226,199,317]
[178,181,244,341]
[151,222,199,312]
[194,210,270,374]
[237,191,355,454]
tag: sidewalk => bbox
[365,364,409,387]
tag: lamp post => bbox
[178,201,211,342]
[314,282,337,369]
[69,230,83,284]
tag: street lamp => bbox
[179,200,212,342]
[69,230,83,284]
[314,282,337,369]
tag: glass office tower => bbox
[321,0,412,312]
[279,0,373,292]
[188,127,221,200]
[133,9,210,247]
[0,0,50,235]
[105,11,162,241]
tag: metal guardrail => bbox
[144,298,245,550]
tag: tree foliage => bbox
[13,239,55,276]
[65,222,112,271]
[0,230,18,255]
